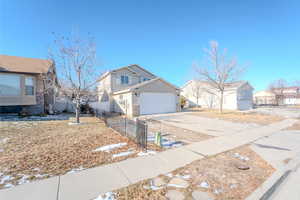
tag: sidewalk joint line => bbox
[56,175,61,200]
[116,165,132,185]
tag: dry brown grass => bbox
[188,108,284,125]
[114,145,275,200]
[0,117,160,189]
[285,120,300,130]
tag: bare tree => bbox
[195,41,244,113]
[268,79,288,105]
[191,81,203,106]
[49,32,98,123]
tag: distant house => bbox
[97,64,180,117]
[253,90,276,105]
[254,87,300,106]
[181,80,254,110]
[273,87,300,105]
[0,55,58,114]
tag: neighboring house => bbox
[0,55,58,114]
[254,87,300,106]
[273,87,300,105]
[97,64,180,117]
[253,90,277,105]
[181,80,253,110]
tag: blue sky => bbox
[1,0,299,91]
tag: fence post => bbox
[145,122,148,151]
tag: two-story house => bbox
[97,64,180,117]
[254,87,300,105]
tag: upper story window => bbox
[121,75,129,85]
[0,74,21,96]
[25,77,35,96]
[143,77,150,82]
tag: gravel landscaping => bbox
[0,116,160,190]
[95,145,275,200]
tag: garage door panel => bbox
[140,93,176,115]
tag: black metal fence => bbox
[96,111,148,149]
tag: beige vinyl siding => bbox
[112,92,133,116]
[111,69,140,92]
[128,65,156,80]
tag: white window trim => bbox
[24,76,36,96]
[121,75,129,85]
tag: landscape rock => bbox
[152,177,166,187]
[165,190,185,200]
[235,163,250,170]
[192,190,214,200]
[199,181,210,189]
[168,177,189,188]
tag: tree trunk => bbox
[75,99,80,124]
[219,91,224,113]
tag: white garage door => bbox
[139,92,176,115]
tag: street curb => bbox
[246,155,300,200]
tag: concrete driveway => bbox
[143,112,261,137]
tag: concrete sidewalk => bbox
[0,119,296,200]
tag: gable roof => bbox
[113,77,179,95]
[0,55,53,74]
[181,80,252,90]
[98,64,156,81]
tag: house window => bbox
[25,77,34,95]
[143,77,150,82]
[0,74,21,96]
[121,75,129,84]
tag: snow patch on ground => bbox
[0,114,70,121]
[112,151,135,158]
[0,138,9,144]
[147,133,184,149]
[161,140,184,148]
[137,150,157,157]
[199,181,210,188]
[0,175,14,185]
[4,183,14,188]
[94,192,116,200]
[67,166,85,174]
[34,174,49,178]
[177,174,191,180]
[165,173,173,178]
[143,179,164,191]
[143,185,163,190]
[17,175,30,185]
[233,153,250,161]
[167,183,187,188]
[93,143,127,152]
